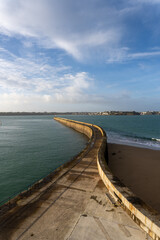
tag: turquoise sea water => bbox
[0,114,159,205]
[60,115,160,149]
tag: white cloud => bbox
[0,47,94,109]
[129,51,160,58]
[106,47,129,63]
[0,47,70,92]
[106,48,160,63]
[43,95,51,102]
[54,72,92,103]
[1,90,159,112]
[106,83,119,89]
[0,0,122,60]
[0,93,54,111]
[0,0,159,63]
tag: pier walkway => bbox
[0,119,151,240]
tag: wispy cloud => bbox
[0,47,94,110]
[0,0,123,60]
[0,0,160,63]
[106,47,129,63]
[0,47,70,93]
[129,51,160,58]
[106,83,120,89]
[106,48,160,63]
[54,72,92,103]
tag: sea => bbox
[0,114,159,205]
[63,115,160,150]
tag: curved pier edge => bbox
[54,117,160,240]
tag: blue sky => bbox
[0,0,160,112]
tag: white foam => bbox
[152,138,160,142]
[107,131,160,150]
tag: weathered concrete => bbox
[54,117,160,240]
[0,117,154,240]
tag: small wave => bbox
[107,130,160,150]
[152,138,160,142]
[122,133,160,143]
[105,128,158,143]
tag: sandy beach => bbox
[108,143,160,213]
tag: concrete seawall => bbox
[54,117,93,138]
[54,117,160,240]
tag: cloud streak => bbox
[129,51,160,58]
[0,0,123,60]
[106,48,160,63]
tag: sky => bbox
[0,0,160,112]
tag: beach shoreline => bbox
[108,143,160,213]
[107,138,160,150]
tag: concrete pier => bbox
[0,117,154,239]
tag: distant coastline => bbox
[0,110,159,116]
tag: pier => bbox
[0,117,159,239]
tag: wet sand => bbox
[108,143,160,213]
